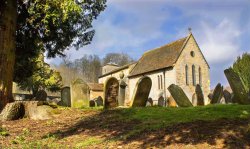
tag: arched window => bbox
[199,67,202,86]
[185,65,189,85]
[192,65,196,86]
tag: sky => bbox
[46,0,250,88]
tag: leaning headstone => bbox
[131,77,152,107]
[223,90,232,103]
[147,98,153,106]
[104,77,119,109]
[158,96,165,107]
[60,87,71,107]
[224,68,250,104]
[196,84,205,106]
[71,79,89,108]
[167,96,177,107]
[192,93,197,106]
[168,84,193,107]
[89,100,95,107]
[35,90,47,101]
[118,72,127,106]
[210,83,223,104]
[95,96,103,106]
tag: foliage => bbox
[102,53,135,66]
[232,52,250,91]
[14,0,106,84]
[18,53,62,95]
[0,127,9,137]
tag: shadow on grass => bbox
[47,107,250,148]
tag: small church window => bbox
[192,65,196,86]
[158,75,160,89]
[160,75,163,89]
[185,65,189,85]
[158,75,163,89]
[199,67,202,86]
[190,51,195,57]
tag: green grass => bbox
[75,137,103,148]
[110,104,250,138]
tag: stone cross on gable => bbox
[188,27,192,33]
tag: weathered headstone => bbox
[118,72,127,106]
[167,96,177,107]
[147,98,153,106]
[95,96,103,106]
[70,79,90,108]
[192,93,197,106]
[104,77,119,109]
[223,90,232,103]
[131,77,152,107]
[60,87,71,107]
[158,96,165,107]
[89,100,95,107]
[224,68,250,104]
[35,90,47,101]
[168,84,193,107]
[196,84,205,106]
[0,102,25,121]
[210,83,223,104]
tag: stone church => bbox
[98,32,210,106]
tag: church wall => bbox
[175,35,210,104]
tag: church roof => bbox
[129,35,189,77]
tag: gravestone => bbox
[131,77,152,107]
[95,96,103,106]
[104,77,119,109]
[223,90,232,103]
[192,93,197,106]
[158,96,165,107]
[196,84,205,106]
[35,90,47,101]
[70,79,90,108]
[210,83,223,104]
[118,72,127,106]
[60,87,71,107]
[220,97,226,104]
[167,96,177,107]
[168,84,193,107]
[147,98,153,106]
[89,100,95,107]
[224,68,250,104]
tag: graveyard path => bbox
[1,107,250,148]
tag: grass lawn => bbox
[1,104,250,148]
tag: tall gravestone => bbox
[223,90,232,103]
[104,77,119,109]
[196,84,205,106]
[168,84,193,107]
[60,87,71,107]
[131,77,152,107]
[210,83,223,104]
[70,79,90,108]
[224,68,250,104]
[35,90,47,101]
[118,72,127,106]
[158,96,165,107]
[95,96,103,106]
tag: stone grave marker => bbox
[95,96,103,106]
[158,96,165,107]
[60,87,71,107]
[70,79,89,108]
[35,90,47,101]
[89,100,95,107]
[131,77,152,107]
[210,83,223,104]
[118,72,127,106]
[223,90,232,104]
[224,68,250,104]
[104,77,119,109]
[168,84,193,107]
[196,84,205,106]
